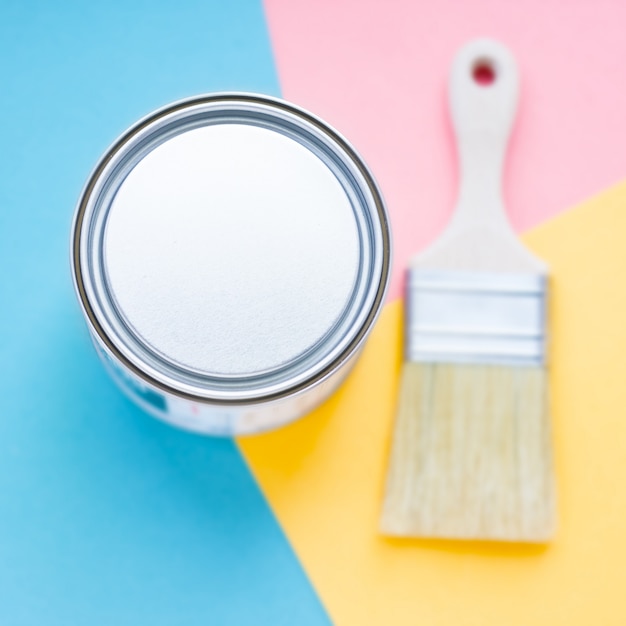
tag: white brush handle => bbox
[449,39,518,230]
[414,38,545,273]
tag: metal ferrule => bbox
[406,269,547,366]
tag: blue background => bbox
[0,1,330,624]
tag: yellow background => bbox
[239,181,626,624]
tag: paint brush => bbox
[380,39,555,541]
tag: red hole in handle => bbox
[473,62,495,86]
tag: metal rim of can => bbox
[71,92,391,406]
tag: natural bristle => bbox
[381,362,555,542]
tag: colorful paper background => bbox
[2,1,626,624]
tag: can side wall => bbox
[91,332,359,436]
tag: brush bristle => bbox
[380,362,555,542]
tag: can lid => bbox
[73,95,390,402]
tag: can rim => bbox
[71,92,391,405]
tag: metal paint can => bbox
[71,93,391,435]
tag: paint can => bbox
[71,93,391,435]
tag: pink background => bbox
[265,0,626,299]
